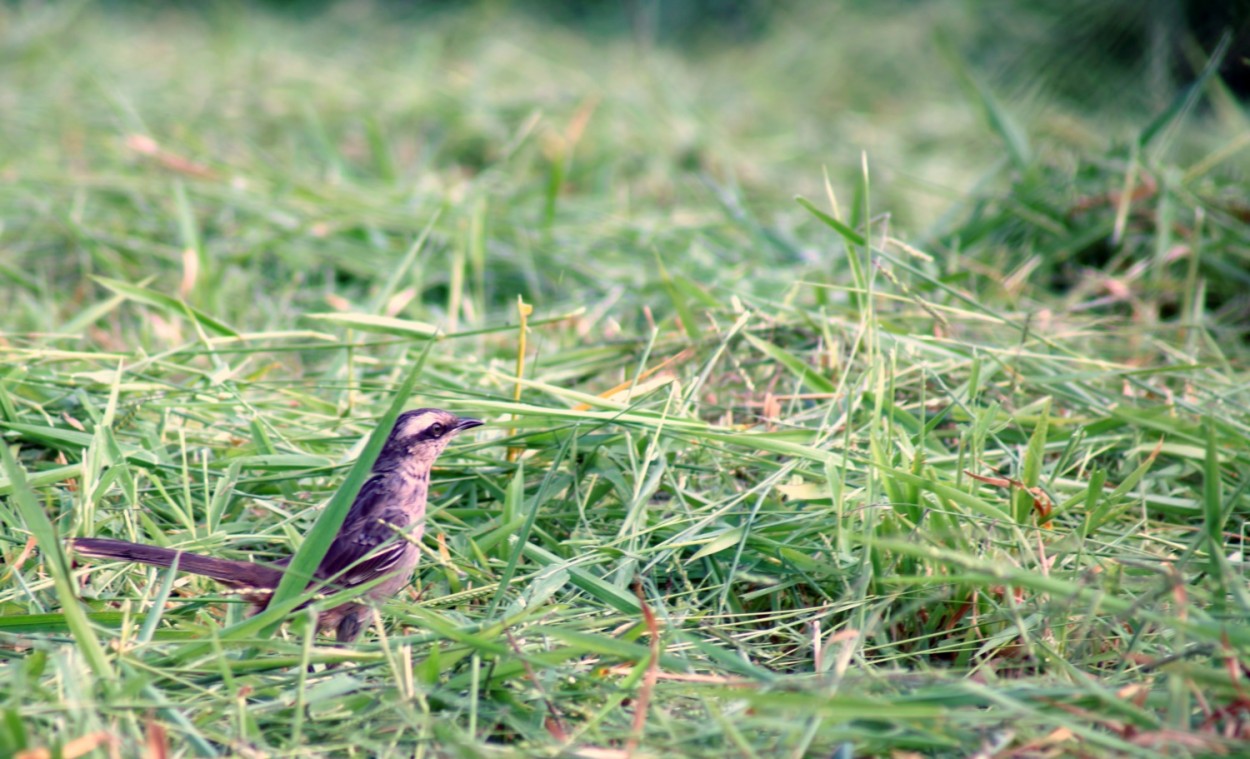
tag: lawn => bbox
[2,2,1249,756]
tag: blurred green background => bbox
[5,0,1247,334]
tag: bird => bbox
[71,408,482,644]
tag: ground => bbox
[1,2,1249,757]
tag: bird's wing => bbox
[314,475,417,591]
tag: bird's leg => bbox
[320,609,368,671]
[336,608,365,644]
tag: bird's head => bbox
[375,408,482,472]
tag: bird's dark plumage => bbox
[71,408,482,643]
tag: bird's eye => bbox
[428,423,445,438]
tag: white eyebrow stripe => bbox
[399,414,436,438]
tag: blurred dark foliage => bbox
[1183,0,1250,94]
[970,0,1250,107]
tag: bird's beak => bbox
[454,416,484,432]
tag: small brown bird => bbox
[71,408,482,644]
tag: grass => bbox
[2,2,1250,756]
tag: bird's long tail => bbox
[70,537,285,590]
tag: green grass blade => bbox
[1139,33,1230,153]
[303,312,439,339]
[1203,420,1223,576]
[93,276,238,337]
[744,333,835,394]
[0,444,113,680]
[795,195,865,246]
